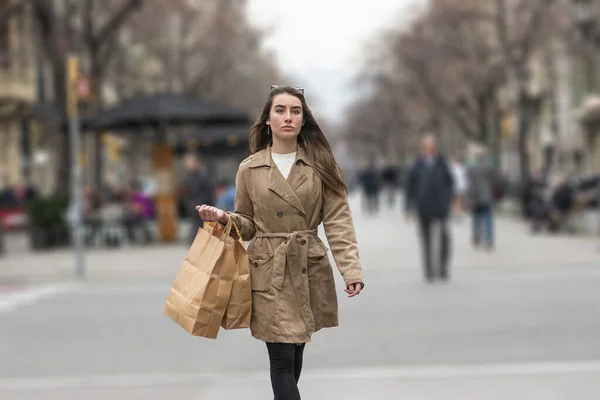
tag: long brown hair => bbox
[249,85,347,197]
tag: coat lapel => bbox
[266,149,306,214]
[291,145,311,192]
[289,168,307,192]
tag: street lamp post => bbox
[66,54,85,279]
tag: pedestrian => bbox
[358,159,381,215]
[215,179,236,212]
[196,85,364,400]
[381,163,400,209]
[184,153,215,244]
[466,149,495,250]
[450,154,469,220]
[405,134,454,283]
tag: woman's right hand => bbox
[196,204,228,224]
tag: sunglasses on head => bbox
[270,85,304,95]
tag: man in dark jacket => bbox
[405,135,455,283]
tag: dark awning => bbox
[175,124,250,153]
[86,92,251,132]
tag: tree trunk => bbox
[492,102,502,171]
[517,91,532,184]
[517,90,533,217]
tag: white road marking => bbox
[2,360,600,390]
[0,284,73,313]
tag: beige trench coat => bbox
[228,146,364,343]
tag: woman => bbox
[196,85,364,399]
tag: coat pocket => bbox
[308,243,333,282]
[307,243,338,326]
[249,252,274,292]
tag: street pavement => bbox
[1,191,600,399]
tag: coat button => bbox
[300,239,306,245]
[302,268,307,274]
[277,211,283,217]
[264,165,270,169]
[298,211,305,216]
[253,262,258,267]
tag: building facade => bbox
[0,0,35,189]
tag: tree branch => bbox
[94,0,141,48]
[496,0,554,69]
[0,1,26,28]
[517,0,555,66]
[83,0,95,50]
[31,0,64,68]
[402,54,479,140]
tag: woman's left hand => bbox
[345,283,363,298]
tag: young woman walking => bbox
[197,85,364,399]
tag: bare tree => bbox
[109,0,280,116]
[0,0,26,28]
[345,0,563,180]
[394,1,505,145]
[31,0,142,192]
[495,0,559,182]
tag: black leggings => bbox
[266,342,306,400]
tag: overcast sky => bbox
[246,0,423,124]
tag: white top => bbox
[451,162,469,193]
[271,151,297,180]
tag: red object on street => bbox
[0,207,28,231]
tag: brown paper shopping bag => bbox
[221,220,252,330]
[163,220,236,339]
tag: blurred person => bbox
[184,152,215,244]
[381,163,400,209]
[215,179,236,212]
[450,154,469,220]
[81,186,101,246]
[124,181,154,244]
[466,149,495,250]
[358,159,381,215]
[0,180,37,208]
[526,168,551,227]
[0,179,37,241]
[405,134,454,283]
[196,85,364,400]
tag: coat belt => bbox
[256,229,319,335]
[255,230,318,291]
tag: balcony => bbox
[0,60,35,107]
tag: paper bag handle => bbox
[219,215,245,241]
[228,215,242,240]
[203,221,215,234]
[203,215,242,241]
